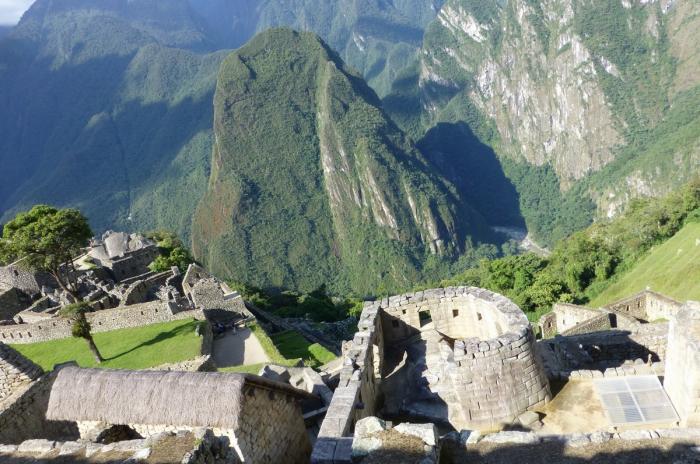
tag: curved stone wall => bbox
[379,287,551,430]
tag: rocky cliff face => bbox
[419,0,695,184]
[192,29,489,294]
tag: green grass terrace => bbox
[11,319,204,371]
[219,323,336,373]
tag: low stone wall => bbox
[664,301,700,427]
[553,303,606,334]
[312,302,383,463]
[0,369,78,444]
[560,312,614,336]
[0,343,43,402]
[0,301,201,344]
[539,323,669,377]
[474,427,700,447]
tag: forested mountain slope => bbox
[0,0,446,243]
[192,29,491,295]
[0,0,226,237]
[388,0,700,245]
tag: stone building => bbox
[88,231,160,281]
[538,290,682,338]
[313,287,551,463]
[0,257,56,296]
[45,366,313,463]
[0,343,43,402]
[605,290,682,322]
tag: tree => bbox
[0,205,92,299]
[147,230,194,273]
[59,302,103,363]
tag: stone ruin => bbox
[313,287,700,463]
[0,232,253,345]
[536,290,682,381]
[312,287,551,463]
[378,287,550,430]
[0,363,316,463]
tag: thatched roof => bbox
[46,366,313,429]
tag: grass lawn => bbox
[218,362,269,374]
[270,330,336,369]
[219,324,336,373]
[590,222,700,307]
[12,318,203,371]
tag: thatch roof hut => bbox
[46,366,314,429]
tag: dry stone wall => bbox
[553,303,607,334]
[0,369,78,444]
[313,286,551,463]
[605,291,682,322]
[312,302,382,463]
[560,312,614,336]
[0,301,201,344]
[0,261,55,296]
[664,301,700,427]
[0,343,42,402]
[380,287,551,430]
[235,382,312,464]
[539,323,670,378]
[0,288,30,321]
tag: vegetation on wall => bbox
[146,230,195,273]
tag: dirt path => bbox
[212,328,270,367]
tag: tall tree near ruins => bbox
[0,205,92,299]
[59,302,104,363]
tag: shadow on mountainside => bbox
[0,43,217,235]
[417,121,525,230]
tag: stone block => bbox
[18,439,56,454]
[481,431,539,444]
[517,411,541,427]
[393,422,438,446]
[58,441,85,456]
[618,430,654,441]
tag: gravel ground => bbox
[463,438,700,464]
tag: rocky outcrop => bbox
[420,0,695,188]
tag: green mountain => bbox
[385,0,700,245]
[191,29,490,294]
[0,0,226,238]
[0,0,447,241]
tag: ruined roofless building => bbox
[88,231,159,281]
[314,287,551,462]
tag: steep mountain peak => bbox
[192,28,489,294]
